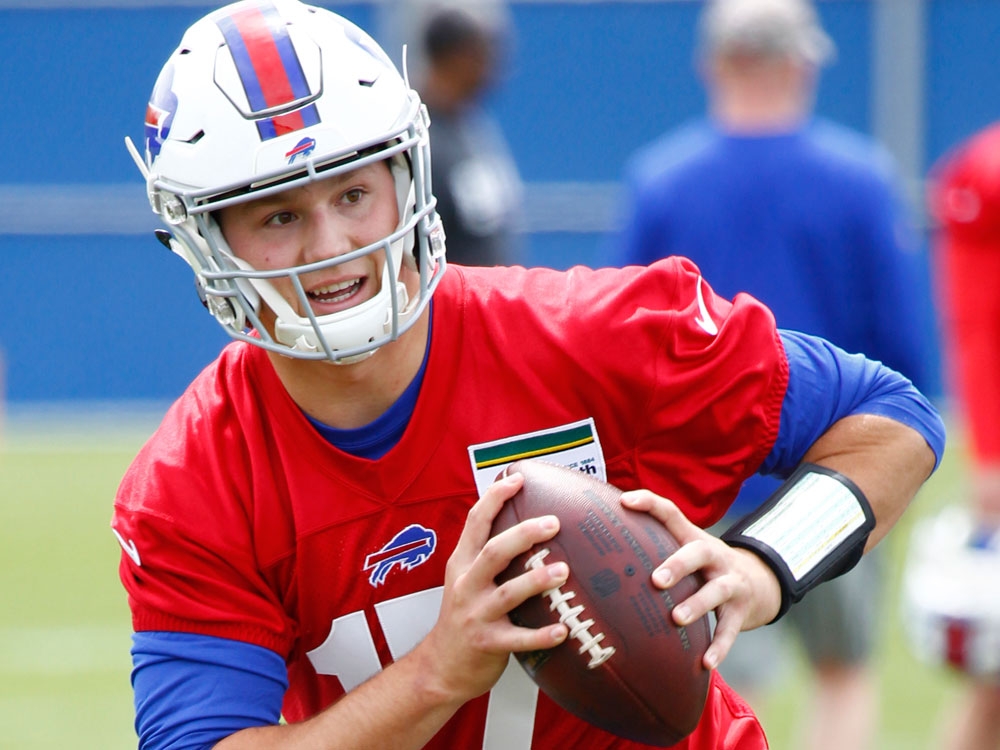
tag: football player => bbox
[111,2,944,748]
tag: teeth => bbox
[312,279,357,295]
[310,279,359,304]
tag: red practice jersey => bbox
[114,258,785,749]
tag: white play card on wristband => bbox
[740,469,869,581]
[722,463,875,622]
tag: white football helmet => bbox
[901,506,1000,678]
[126,0,446,363]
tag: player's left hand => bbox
[619,490,782,671]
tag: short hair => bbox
[424,8,492,62]
[699,0,835,66]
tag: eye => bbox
[342,188,364,205]
[265,210,297,226]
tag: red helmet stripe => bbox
[217,2,320,140]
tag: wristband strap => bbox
[721,463,875,623]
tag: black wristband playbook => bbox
[721,463,875,623]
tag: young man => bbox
[112,2,944,748]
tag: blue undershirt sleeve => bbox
[131,631,287,750]
[761,330,945,478]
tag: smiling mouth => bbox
[309,279,362,305]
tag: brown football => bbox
[490,459,711,746]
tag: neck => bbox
[711,96,809,134]
[706,57,814,135]
[267,310,430,429]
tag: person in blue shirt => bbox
[613,1,938,748]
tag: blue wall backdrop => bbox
[1,0,995,406]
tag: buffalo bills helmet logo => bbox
[144,63,177,163]
[285,137,316,164]
[364,524,437,587]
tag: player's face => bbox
[216,160,399,321]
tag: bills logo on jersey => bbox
[285,136,316,164]
[364,524,437,587]
[144,64,177,162]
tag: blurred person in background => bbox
[923,121,1000,750]
[612,1,937,748]
[410,0,523,267]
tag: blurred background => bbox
[0,0,996,747]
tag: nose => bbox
[301,207,355,266]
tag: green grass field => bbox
[0,427,142,749]
[0,413,971,749]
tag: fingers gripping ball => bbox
[490,460,711,746]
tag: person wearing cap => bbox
[612,1,937,748]
[410,1,523,267]
[924,122,1000,750]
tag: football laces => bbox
[525,548,616,668]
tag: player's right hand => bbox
[417,472,570,704]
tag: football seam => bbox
[524,548,616,668]
[498,461,706,743]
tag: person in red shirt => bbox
[917,122,1000,750]
[112,2,943,748]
